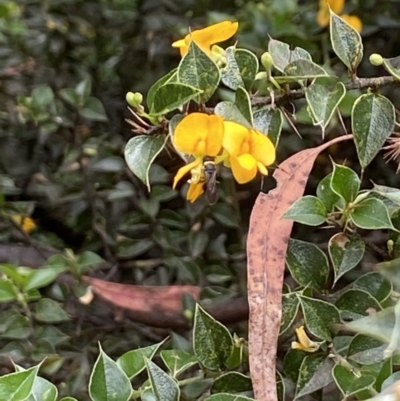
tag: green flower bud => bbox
[369,53,383,66]
[261,52,274,70]
[183,309,193,321]
[255,71,267,80]
[126,91,143,108]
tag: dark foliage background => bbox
[1,0,400,399]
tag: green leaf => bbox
[345,306,399,345]
[382,371,400,391]
[329,233,365,285]
[295,356,334,399]
[234,48,259,90]
[76,251,104,274]
[145,359,179,401]
[0,278,16,301]
[76,78,92,100]
[89,346,132,401]
[124,134,168,191]
[335,289,382,320]
[268,38,312,73]
[382,56,400,81]
[353,272,392,303]
[371,184,400,213]
[26,376,58,401]
[214,101,251,127]
[178,41,220,103]
[286,239,329,290]
[352,93,395,168]
[234,86,252,125]
[2,314,31,339]
[331,163,360,203]
[160,350,197,377]
[305,82,346,136]
[204,394,255,401]
[32,86,54,108]
[253,107,283,146]
[59,88,80,107]
[211,372,252,394]
[23,267,66,292]
[283,349,307,383]
[283,59,328,80]
[147,69,177,112]
[34,298,69,322]
[0,365,39,401]
[316,173,341,212]
[332,365,375,397]
[59,398,79,401]
[350,198,395,230]
[152,83,202,114]
[80,97,108,122]
[376,258,400,289]
[221,47,258,90]
[193,304,233,370]
[330,11,363,71]
[211,204,238,228]
[280,292,300,335]
[348,334,387,365]
[117,340,165,379]
[277,370,285,401]
[36,325,69,346]
[283,196,327,226]
[299,295,341,341]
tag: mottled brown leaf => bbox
[83,276,201,327]
[82,276,249,328]
[247,135,352,401]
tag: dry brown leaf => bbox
[247,135,352,401]
[82,276,249,328]
[83,276,201,327]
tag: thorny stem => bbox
[251,75,400,108]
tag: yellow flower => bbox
[11,215,36,234]
[291,326,320,353]
[317,0,362,33]
[222,122,275,184]
[172,113,224,201]
[172,20,239,57]
[172,113,276,202]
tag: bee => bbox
[203,156,218,205]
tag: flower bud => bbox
[261,52,274,70]
[126,91,143,108]
[369,53,383,66]
[255,71,267,80]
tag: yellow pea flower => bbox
[172,20,239,57]
[291,326,320,353]
[222,121,275,184]
[11,215,36,234]
[317,0,362,33]
[172,113,224,201]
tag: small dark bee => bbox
[203,156,218,205]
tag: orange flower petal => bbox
[317,0,345,27]
[341,14,362,32]
[250,130,276,167]
[237,153,257,171]
[173,158,202,188]
[327,0,344,14]
[174,113,224,156]
[186,181,205,202]
[172,21,238,56]
[222,121,250,156]
[231,155,257,184]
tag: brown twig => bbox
[251,76,400,108]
